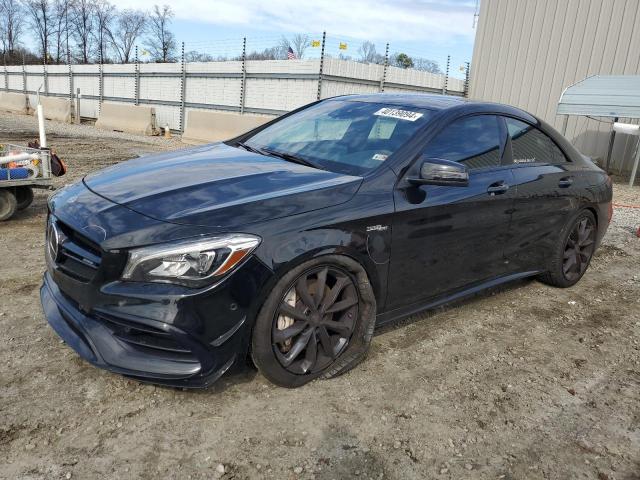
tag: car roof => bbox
[336,93,469,110]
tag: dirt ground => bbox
[1,112,639,480]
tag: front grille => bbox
[50,218,102,282]
[95,312,196,362]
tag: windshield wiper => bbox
[261,148,320,169]
[236,141,263,155]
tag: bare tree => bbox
[108,9,145,63]
[358,41,384,64]
[146,4,175,62]
[51,0,69,63]
[70,0,94,63]
[0,0,24,59]
[185,50,213,62]
[24,0,53,63]
[92,0,114,62]
[290,33,310,59]
[413,57,441,74]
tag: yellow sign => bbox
[339,42,348,50]
[311,40,321,47]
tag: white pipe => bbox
[37,104,47,148]
[0,152,39,165]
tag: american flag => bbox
[287,46,296,60]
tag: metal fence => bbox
[2,33,469,132]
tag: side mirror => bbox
[408,157,469,187]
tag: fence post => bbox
[442,55,450,95]
[317,31,326,100]
[134,46,140,106]
[22,53,26,96]
[98,52,104,113]
[4,55,8,92]
[179,42,186,133]
[463,62,470,98]
[240,37,247,114]
[67,49,74,120]
[76,88,81,124]
[43,57,49,95]
[379,43,389,92]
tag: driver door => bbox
[386,114,514,310]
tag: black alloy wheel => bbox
[562,216,596,282]
[252,255,376,388]
[539,210,597,288]
[272,266,359,375]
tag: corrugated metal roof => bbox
[557,75,640,118]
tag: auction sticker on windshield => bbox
[374,107,423,121]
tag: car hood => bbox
[84,143,362,229]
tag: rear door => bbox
[387,114,514,309]
[502,117,579,271]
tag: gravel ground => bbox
[1,112,639,480]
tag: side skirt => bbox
[375,270,541,327]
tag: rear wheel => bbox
[15,186,34,211]
[251,255,376,388]
[0,189,17,221]
[539,210,597,288]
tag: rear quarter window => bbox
[505,117,569,165]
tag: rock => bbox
[440,467,449,474]
[393,440,401,449]
[294,466,303,474]
[215,463,225,475]
[24,443,35,451]
[65,473,72,479]
[465,463,473,470]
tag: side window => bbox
[505,118,569,164]
[424,115,502,169]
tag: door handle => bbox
[558,177,574,188]
[487,182,509,195]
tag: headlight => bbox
[122,234,260,287]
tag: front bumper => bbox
[40,271,256,388]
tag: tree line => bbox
[0,0,442,73]
[0,0,175,64]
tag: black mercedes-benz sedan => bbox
[41,94,612,388]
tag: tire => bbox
[0,189,17,221]
[14,186,34,211]
[251,255,376,388]
[538,209,597,288]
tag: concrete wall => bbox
[0,58,464,134]
[470,0,640,174]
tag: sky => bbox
[110,0,479,77]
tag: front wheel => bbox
[539,210,597,288]
[0,189,17,221]
[251,255,376,388]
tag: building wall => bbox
[470,0,640,174]
[1,58,464,132]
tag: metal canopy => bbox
[557,75,640,118]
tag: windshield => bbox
[242,99,433,175]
